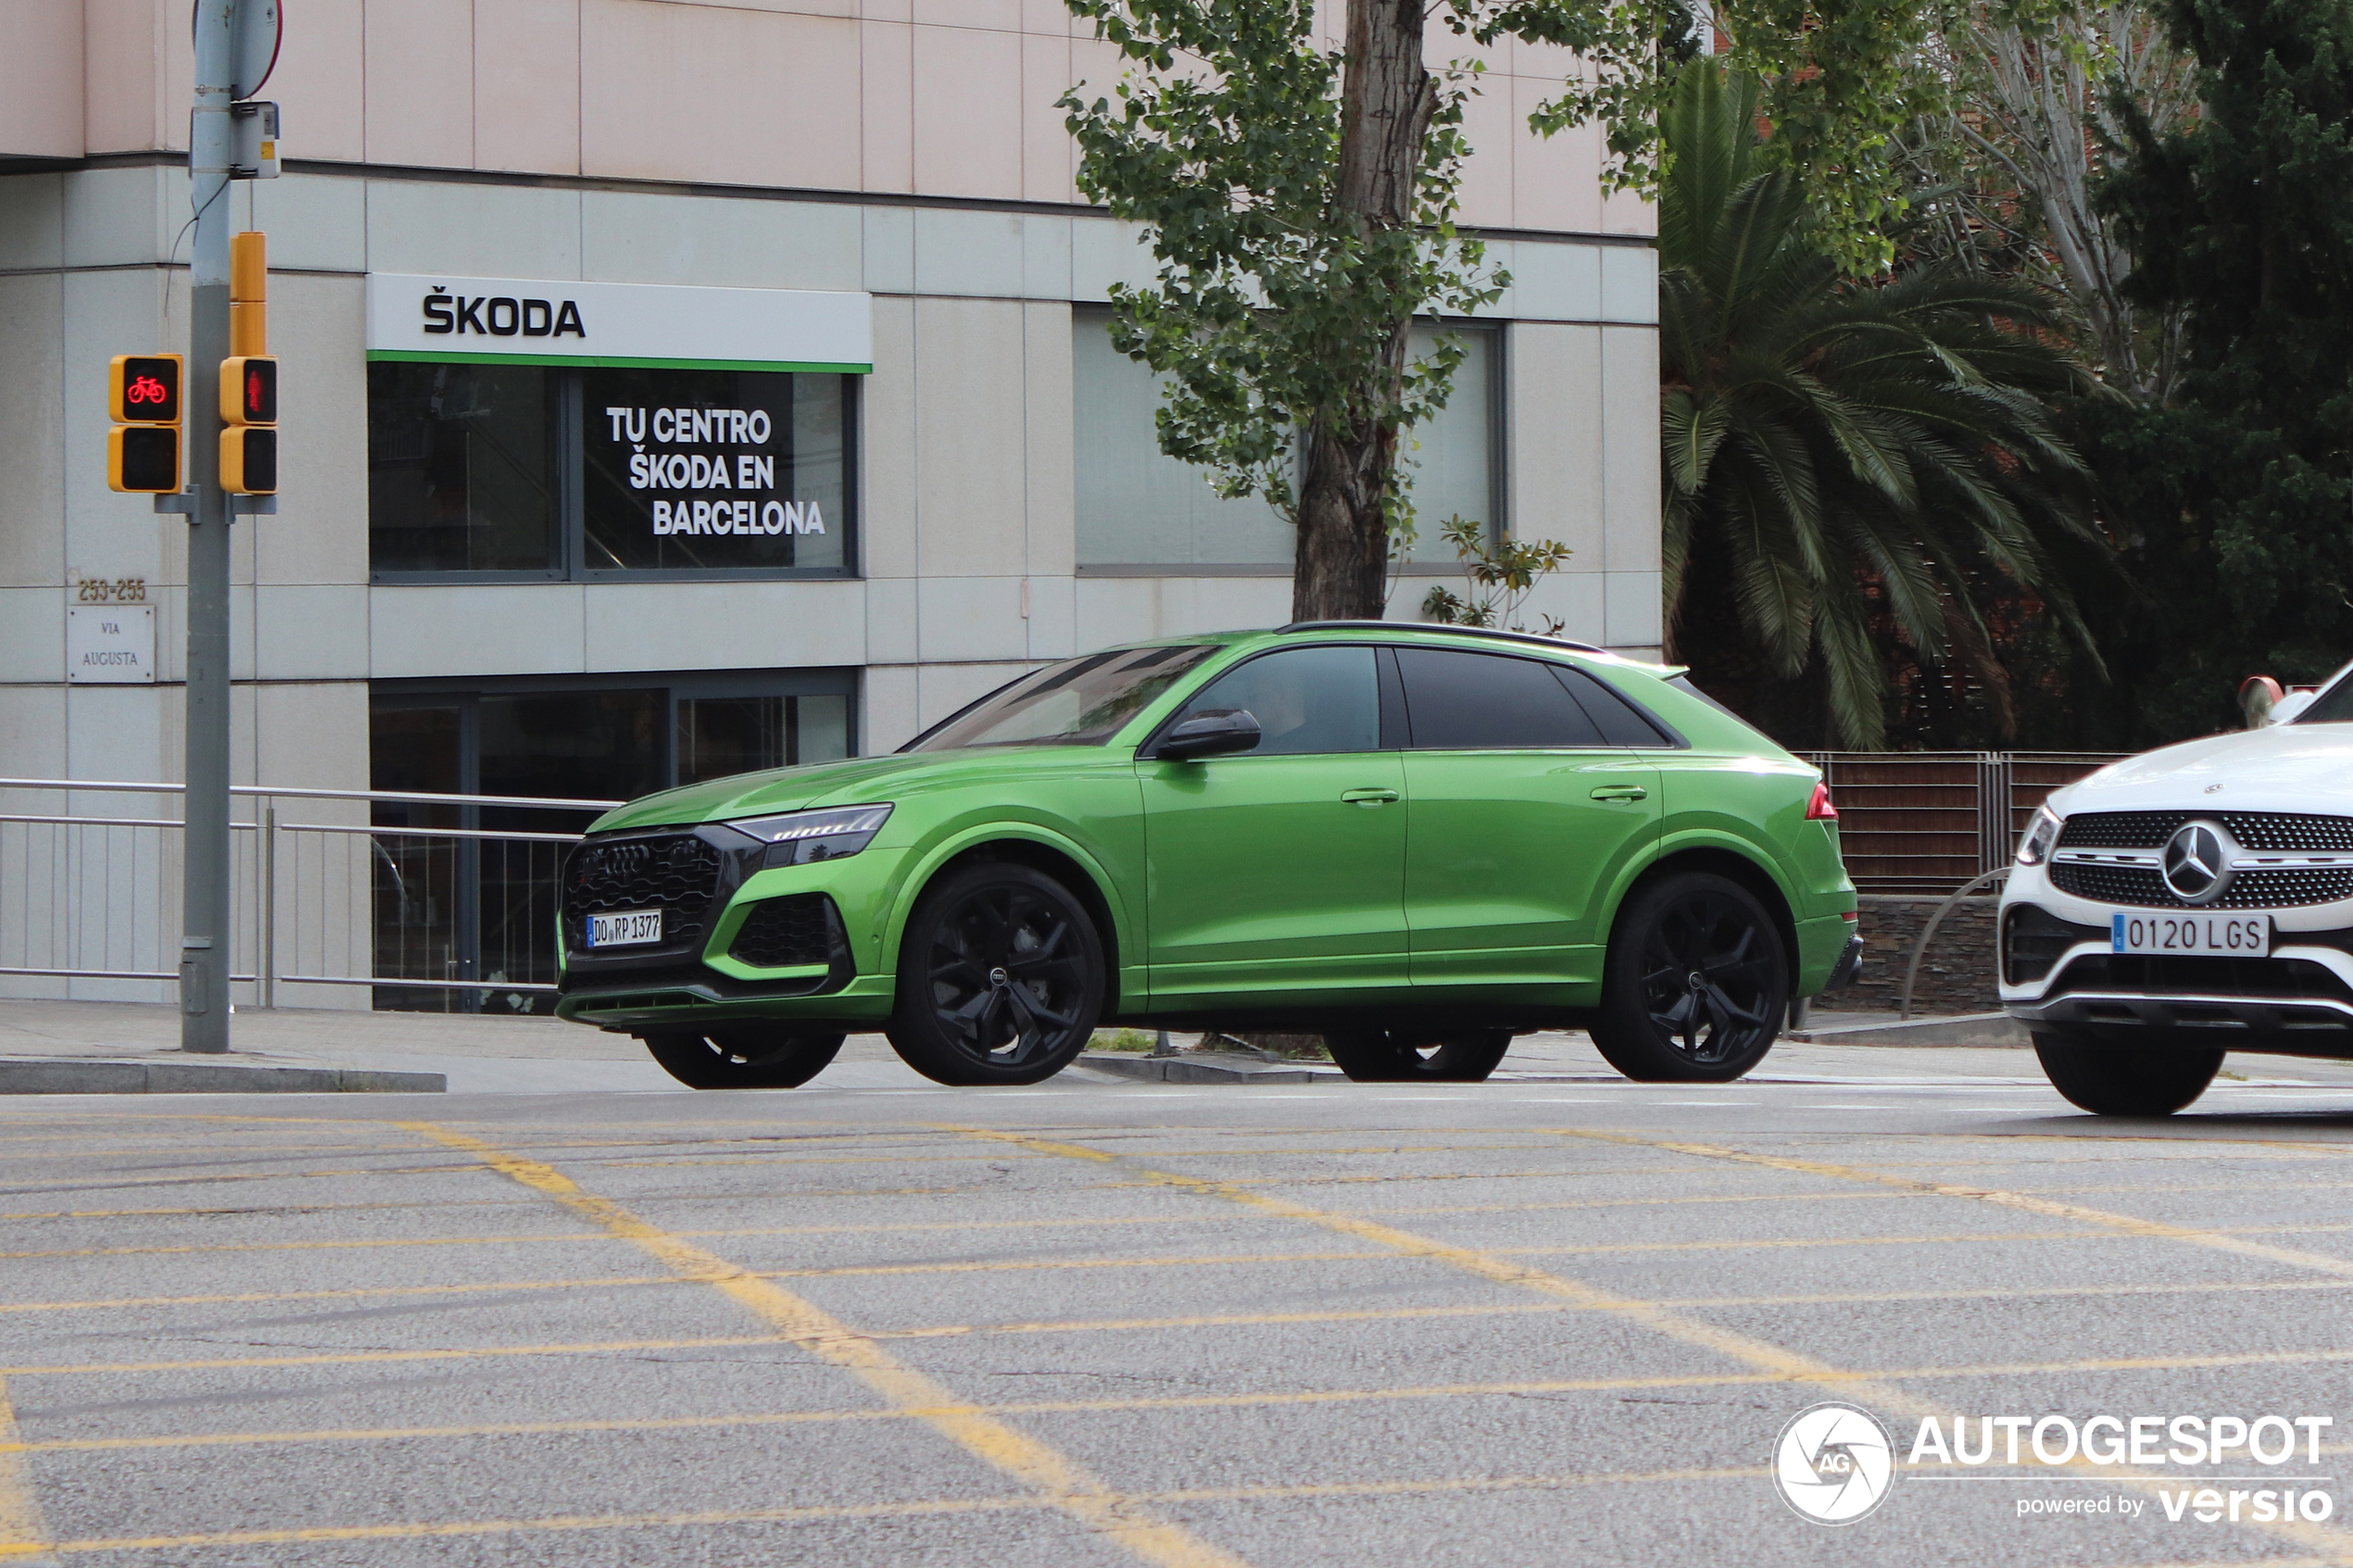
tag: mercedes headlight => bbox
[724,804,893,866]
[2015,805,2060,867]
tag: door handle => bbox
[1590,784,1648,802]
[1340,788,1400,806]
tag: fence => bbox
[0,778,619,1012]
[1805,752,2127,894]
[1,753,2125,1010]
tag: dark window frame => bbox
[367,362,862,586]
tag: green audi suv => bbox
[555,623,1861,1087]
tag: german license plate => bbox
[587,909,662,948]
[2110,912,2270,957]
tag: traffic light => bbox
[107,353,182,493]
[219,232,276,495]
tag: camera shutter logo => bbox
[1772,1402,1896,1524]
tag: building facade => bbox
[0,1,1661,1005]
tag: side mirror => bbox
[2241,675,2284,728]
[1151,708,1262,761]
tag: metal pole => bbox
[181,1,236,1051]
[259,802,276,1009]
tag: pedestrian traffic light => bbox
[107,353,182,493]
[218,232,276,495]
[220,357,277,425]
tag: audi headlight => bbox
[2016,805,2060,867]
[724,805,893,867]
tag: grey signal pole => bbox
[181,1,236,1052]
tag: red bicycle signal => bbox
[108,355,182,424]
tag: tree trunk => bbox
[1292,0,1435,623]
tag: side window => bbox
[1554,665,1672,746]
[1175,646,1380,757]
[1394,648,1606,748]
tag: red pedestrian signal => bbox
[220,357,277,425]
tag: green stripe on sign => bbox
[366,350,874,374]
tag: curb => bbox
[0,1057,447,1095]
[1076,1052,1340,1085]
[1785,1012,2024,1047]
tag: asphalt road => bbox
[6,1061,2353,1566]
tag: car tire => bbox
[642,1029,846,1089]
[1589,871,1788,1083]
[1325,1028,1513,1083]
[2032,1030,2222,1116]
[886,861,1108,1086]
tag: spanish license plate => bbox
[586,909,662,948]
[2111,911,2270,957]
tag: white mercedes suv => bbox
[2002,669,2353,1114]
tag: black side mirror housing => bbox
[1151,708,1262,762]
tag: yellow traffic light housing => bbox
[220,357,277,425]
[107,353,183,493]
[219,426,277,495]
[109,354,182,424]
[108,425,182,494]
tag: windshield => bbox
[2293,662,2353,722]
[904,645,1219,752]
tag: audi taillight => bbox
[1806,781,1838,821]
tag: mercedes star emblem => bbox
[2162,821,2232,904]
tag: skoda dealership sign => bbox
[364,274,873,372]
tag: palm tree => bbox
[1660,61,2107,748]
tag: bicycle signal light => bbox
[108,355,182,425]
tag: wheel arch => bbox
[1611,844,1802,989]
[881,829,1133,1010]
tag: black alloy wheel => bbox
[1325,1028,1513,1083]
[886,862,1107,1085]
[1591,872,1788,1083]
[642,1029,846,1089]
[2032,1030,2223,1116]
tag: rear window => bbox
[1558,666,1673,746]
[1395,648,1607,748]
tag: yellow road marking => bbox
[0,1273,690,1316]
[955,1125,2353,1563]
[24,1272,2353,1378]
[0,1372,53,1564]
[0,1462,1765,1557]
[24,1345,2353,1459]
[394,1121,1249,1568]
[3,1336,804,1379]
[1545,1129,2353,1283]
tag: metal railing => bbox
[1804,751,2128,895]
[2,750,2130,1008]
[0,778,619,1010]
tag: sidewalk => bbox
[5,997,2351,1094]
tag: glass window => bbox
[583,369,849,573]
[1073,316,1294,568]
[1397,325,1496,563]
[1396,647,1607,749]
[367,363,560,572]
[1172,646,1380,757]
[1072,315,1498,570]
[910,645,1218,752]
[677,693,852,784]
[1557,666,1673,746]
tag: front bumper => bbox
[554,826,906,1032]
[1999,864,2353,1054]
